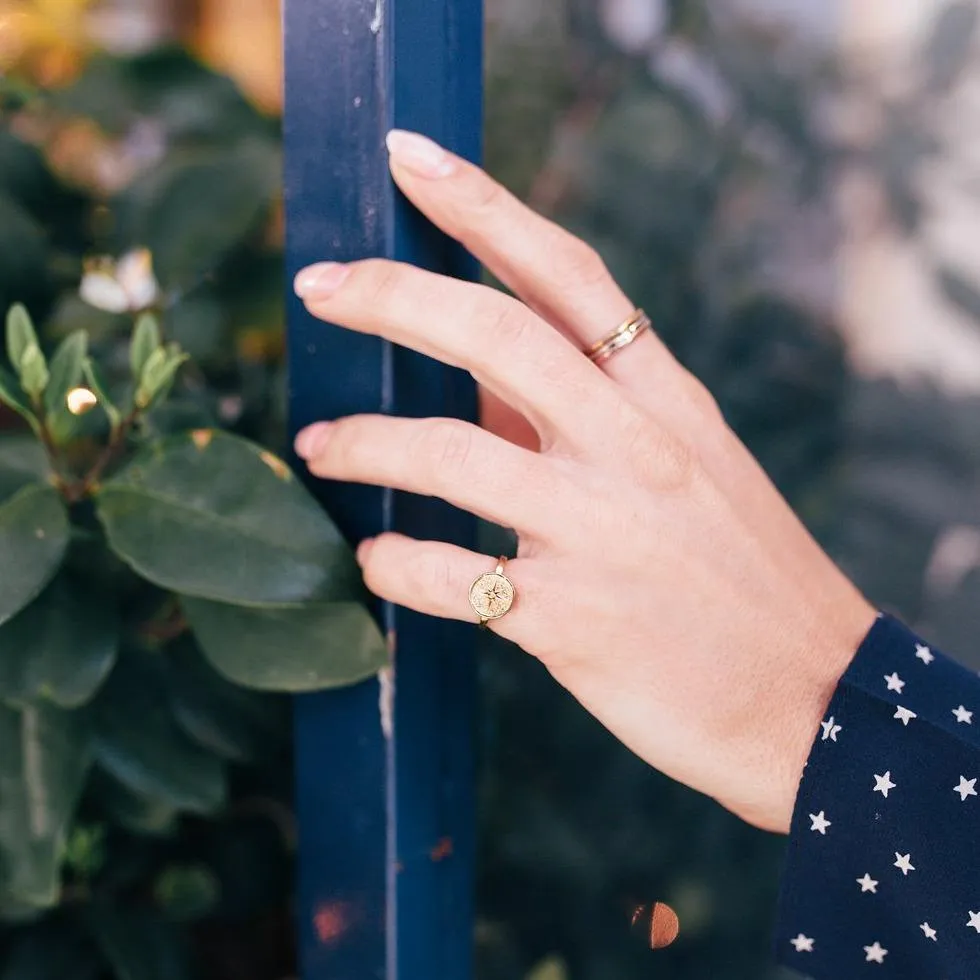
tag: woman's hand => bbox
[292,129,876,834]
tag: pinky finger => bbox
[357,532,533,637]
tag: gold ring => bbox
[585,309,651,364]
[468,556,515,627]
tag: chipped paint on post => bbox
[370,0,383,35]
[378,665,394,741]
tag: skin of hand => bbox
[292,129,878,835]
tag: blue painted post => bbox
[284,1,482,979]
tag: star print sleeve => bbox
[775,614,980,978]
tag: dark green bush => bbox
[0,48,385,978]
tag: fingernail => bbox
[294,421,333,460]
[385,129,456,178]
[294,262,350,299]
[357,537,375,565]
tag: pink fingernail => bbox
[385,129,456,178]
[357,537,376,565]
[294,421,333,460]
[294,262,350,299]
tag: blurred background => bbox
[4,0,980,978]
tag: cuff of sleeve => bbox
[773,614,980,978]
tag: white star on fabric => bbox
[864,942,888,963]
[953,705,974,724]
[884,672,905,693]
[856,873,879,893]
[954,776,978,801]
[894,706,917,725]
[790,934,814,952]
[809,811,831,835]
[894,853,915,875]
[969,911,980,933]
[820,716,842,742]
[920,922,937,941]
[873,772,896,798]
[915,643,934,664]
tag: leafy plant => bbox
[0,299,385,951]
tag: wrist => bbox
[764,599,878,834]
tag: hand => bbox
[292,129,877,834]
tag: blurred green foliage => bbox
[0,46,385,980]
[479,3,980,979]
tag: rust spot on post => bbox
[313,901,352,945]
[430,837,453,862]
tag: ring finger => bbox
[296,413,569,539]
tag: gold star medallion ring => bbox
[468,557,515,627]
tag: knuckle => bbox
[683,374,723,421]
[619,406,699,492]
[559,239,611,291]
[484,298,534,351]
[413,420,475,481]
[410,548,456,598]
[316,417,364,472]
[657,434,698,491]
[470,172,506,214]
[355,259,402,309]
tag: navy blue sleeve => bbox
[775,614,980,978]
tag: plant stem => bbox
[62,408,140,503]
[29,397,70,489]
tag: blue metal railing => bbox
[284,1,482,977]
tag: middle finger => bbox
[383,129,680,394]
[294,258,628,452]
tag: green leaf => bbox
[0,364,38,430]
[130,313,161,381]
[18,345,49,399]
[0,484,70,627]
[137,346,166,387]
[527,957,569,980]
[182,597,387,692]
[153,864,220,922]
[95,431,360,606]
[82,357,122,429]
[91,651,226,815]
[166,638,289,762]
[5,304,37,372]
[62,824,106,879]
[89,769,177,837]
[44,330,88,417]
[0,576,119,708]
[134,348,188,410]
[0,702,92,907]
[88,905,191,980]
[0,436,49,500]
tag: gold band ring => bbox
[585,309,651,365]
[468,556,516,627]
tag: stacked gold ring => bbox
[585,309,651,365]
